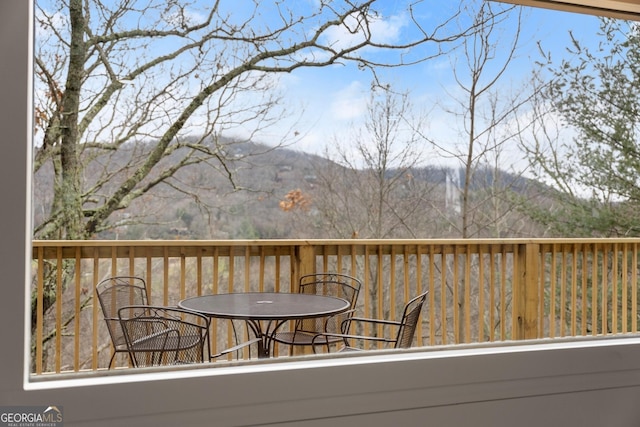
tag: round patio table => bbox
[178,292,350,358]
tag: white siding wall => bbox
[2,1,640,425]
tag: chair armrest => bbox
[310,331,396,353]
[310,316,403,353]
[212,337,262,359]
[340,316,401,334]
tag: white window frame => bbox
[3,1,640,425]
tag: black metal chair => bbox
[118,305,261,366]
[312,291,428,353]
[96,276,149,368]
[118,305,210,367]
[272,273,361,355]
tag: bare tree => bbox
[278,84,436,329]
[410,2,543,343]
[419,2,537,239]
[304,84,434,239]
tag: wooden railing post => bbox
[294,244,316,292]
[292,243,317,355]
[515,243,540,340]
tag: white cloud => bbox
[369,13,405,44]
[329,81,368,121]
[321,12,406,52]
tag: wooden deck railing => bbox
[30,238,640,376]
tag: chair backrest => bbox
[299,273,361,306]
[298,273,361,334]
[394,291,428,349]
[118,306,210,367]
[96,276,149,350]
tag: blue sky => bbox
[255,2,604,172]
[34,0,606,173]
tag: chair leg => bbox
[231,321,241,359]
[108,352,116,369]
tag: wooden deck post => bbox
[293,244,317,355]
[295,244,316,292]
[515,242,540,340]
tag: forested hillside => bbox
[33,139,549,240]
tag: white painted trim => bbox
[495,0,640,20]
